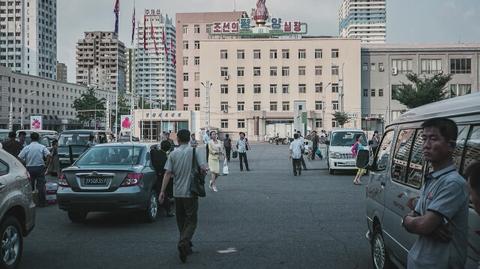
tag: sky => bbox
[58,0,480,83]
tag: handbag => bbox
[190,148,206,197]
[232,150,238,159]
[222,159,229,175]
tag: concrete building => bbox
[134,10,176,109]
[175,11,243,111]
[361,43,480,131]
[0,0,57,79]
[125,48,134,94]
[0,66,112,130]
[339,0,386,43]
[200,37,362,140]
[56,61,67,82]
[76,31,126,93]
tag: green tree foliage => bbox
[332,111,350,127]
[393,73,452,109]
[73,88,106,126]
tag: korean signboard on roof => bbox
[211,17,308,36]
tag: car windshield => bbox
[331,132,367,147]
[76,146,144,166]
[58,133,91,146]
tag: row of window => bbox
[217,100,336,112]
[210,65,340,79]
[9,106,74,116]
[362,58,472,74]
[219,49,339,60]
[0,75,88,94]
[363,88,384,97]
[365,83,473,99]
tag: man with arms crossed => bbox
[403,118,469,269]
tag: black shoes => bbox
[178,244,188,263]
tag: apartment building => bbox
[339,0,386,43]
[56,62,67,82]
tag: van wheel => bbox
[0,216,23,269]
[329,168,335,175]
[371,228,394,269]
[68,211,88,223]
[145,190,158,223]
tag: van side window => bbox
[406,130,425,189]
[0,161,8,176]
[462,126,480,175]
[375,130,395,171]
[454,125,469,174]
[391,129,416,184]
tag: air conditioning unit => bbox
[224,74,230,81]
[392,67,398,76]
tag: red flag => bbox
[113,0,120,34]
[151,20,159,55]
[143,15,147,50]
[170,37,176,66]
[162,27,169,60]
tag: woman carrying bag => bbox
[208,131,224,192]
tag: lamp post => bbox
[201,81,212,129]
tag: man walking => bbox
[223,134,232,162]
[1,131,23,158]
[236,132,250,171]
[290,133,304,176]
[159,129,207,263]
[310,131,320,160]
[402,118,468,269]
[297,131,307,170]
[370,130,380,155]
[18,132,50,207]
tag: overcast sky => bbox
[58,0,480,82]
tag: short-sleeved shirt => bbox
[407,164,469,269]
[1,139,23,157]
[164,144,206,198]
[236,139,248,153]
[18,142,50,167]
[289,139,304,159]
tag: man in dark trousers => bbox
[236,132,250,171]
[151,141,174,217]
[223,134,232,162]
[297,131,307,170]
[1,131,23,158]
[310,131,320,160]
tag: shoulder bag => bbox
[190,148,206,197]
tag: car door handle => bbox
[0,183,6,191]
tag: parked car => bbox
[16,130,58,146]
[359,93,480,269]
[57,130,112,168]
[0,149,36,268]
[326,129,367,175]
[0,129,10,143]
[57,142,160,223]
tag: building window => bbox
[450,84,472,97]
[378,62,385,72]
[221,119,228,129]
[254,84,261,94]
[237,119,245,129]
[332,83,339,93]
[282,66,290,76]
[421,59,442,74]
[282,101,290,111]
[237,102,245,111]
[332,101,339,110]
[194,24,200,34]
[220,67,229,77]
[183,104,189,111]
[298,66,306,76]
[379,89,384,97]
[299,84,306,94]
[253,67,261,76]
[331,65,339,76]
[282,84,289,94]
[182,25,188,34]
[315,119,323,128]
[183,73,189,81]
[282,49,289,59]
[270,102,277,111]
[298,49,306,59]
[363,89,368,97]
[315,83,323,93]
[237,49,245,59]
[221,102,229,112]
[194,72,200,81]
[254,101,261,111]
[253,49,261,59]
[194,57,200,65]
[315,66,322,76]
[270,49,277,59]
[220,50,228,59]
[332,120,338,128]
[221,84,228,94]
[371,89,376,97]
[270,66,277,76]
[450,58,471,74]
[392,59,413,73]
[195,88,200,97]
[183,57,188,66]
[237,84,245,94]
[315,101,323,110]
[270,84,277,94]
[194,104,200,111]
[315,49,322,59]
[194,41,200,49]
[237,67,245,77]
[331,49,339,58]
[206,24,212,33]
[183,88,189,97]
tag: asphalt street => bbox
[21,144,373,269]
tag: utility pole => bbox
[201,81,212,129]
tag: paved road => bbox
[21,144,372,269]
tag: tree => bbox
[332,111,350,127]
[73,88,106,127]
[393,72,452,109]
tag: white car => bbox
[326,129,368,175]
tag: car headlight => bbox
[332,152,342,159]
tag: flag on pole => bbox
[131,4,135,45]
[161,26,169,60]
[151,20,159,55]
[143,15,147,50]
[113,0,120,34]
[170,37,176,66]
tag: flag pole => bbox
[113,0,120,141]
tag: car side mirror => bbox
[356,149,370,169]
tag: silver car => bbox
[0,149,36,269]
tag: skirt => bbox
[209,157,220,175]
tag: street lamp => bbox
[20,91,36,129]
[201,81,212,129]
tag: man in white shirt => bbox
[289,133,304,176]
[297,131,307,170]
[235,132,250,171]
[18,132,51,207]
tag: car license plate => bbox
[83,177,109,186]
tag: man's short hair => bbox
[466,161,480,195]
[30,132,40,141]
[177,129,190,143]
[294,133,299,139]
[52,139,58,146]
[239,132,245,136]
[18,131,26,137]
[421,117,458,144]
[160,140,171,151]
[374,130,379,134]
[8,131,16,139]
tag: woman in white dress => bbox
[208,131,223,192]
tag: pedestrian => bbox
[466,161,480,215]
[18,132,51,207]
[1,131,23,158]
[370,130,380,154]
[46,139,60,177]
[151,141,174,217]
[86,135,96,147]
[310,131,320,160]
[223,134,232,162]
[402,118,468,269]
[164,132,176,150]
[159,129,208,263]
[203,130,210,163]
[289,133,304,176]
[190,133,198,147]
[319,130,327,144]
[352,135,366,185]
[18,131,26,147]
[208,131,223,192]
[297,131,307,170]
[235,132,250,171]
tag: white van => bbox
[326,128,367,175]
[358,93,480,269]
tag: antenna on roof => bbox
[233,0,237,11]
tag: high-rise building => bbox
[56,62,67,82]
[76,31,126,93]
[134,10,176,109]
[175,11,244,111]
[0,0,57,79]
[125,48,134,94]
[339,0,386,43]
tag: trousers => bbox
[292,159,302,175]
[27,166,46,206]
[239,152,249,170]
[175,197,198,248]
